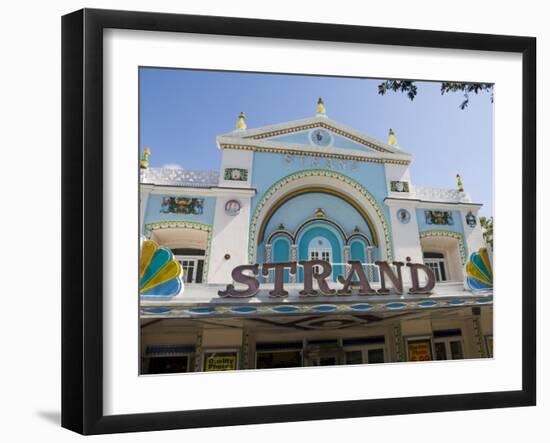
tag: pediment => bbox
[216,116,413,163]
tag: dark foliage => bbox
[378,80,493,109]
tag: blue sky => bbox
[140,68,493,216]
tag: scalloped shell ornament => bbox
[139,239,183,298]
[466,247,493,292]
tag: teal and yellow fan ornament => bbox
[139,239,184,299]
[466,247,493,292]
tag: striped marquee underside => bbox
[140,295,493,318]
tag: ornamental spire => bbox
[316,97,327,118]
[388,128,398,146]
[235,111,247,131]
[140,147,151,169]
[456,174,464,192]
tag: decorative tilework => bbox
[140,296,492,318]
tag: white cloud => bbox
[162,163,183,170]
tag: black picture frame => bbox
[61,8,536,435]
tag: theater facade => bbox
[139,99,493,374]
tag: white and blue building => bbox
[139,99,493,373]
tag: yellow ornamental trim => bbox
[219,144,409,165]
[245,122,393,153]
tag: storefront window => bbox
[141,344,195,374]
[256,351,302,369]
[147,356,190,374]
[434,342,447,360]
[367,348,384,364]
[345,350,363,365]
[450,340,464,359]
[343,336,386,365]
[317,356,338,366]
[433,330,464,360]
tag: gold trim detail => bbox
[245,122,392,153]
[219,144,409,165]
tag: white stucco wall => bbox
[218,148,254,188]
[208,191,254,283]
[384,163,413,198]
[385,199,423,284]
[459,206,487,257]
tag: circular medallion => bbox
[397,208,411,224]
[310,128,332,147]
[225,199,241,216]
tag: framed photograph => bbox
[61,8,536,435]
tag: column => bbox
[264,244,272,283]
[194,330,203,372]
[393,323,405,362]
[366,246,376,282]
[472,318,485,358]
[241,328,250,370]
[290,244,298,283]
[343,245,351,278]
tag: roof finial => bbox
[235,111,247,131]
[456,174,464,192]
[140,147,151,169]
[316,97,327,118]
[388,128,398,146]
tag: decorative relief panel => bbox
[397,208,411,224]
[424,210,454,225]
[465,211,477,227]
[160,197,204,215]
[224,168,248,181]
[390,180,410,193]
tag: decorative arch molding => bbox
[419,230,467,264]
[144,220,213,281]
[266,229,294,244]
[294,217,348,245]
[266,219,373,247]
[347,232,372,246]
[257,186,379,246]
[249,169,393,263]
